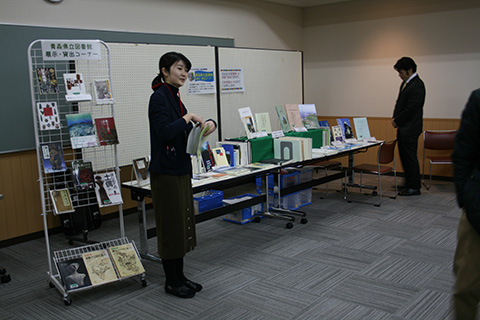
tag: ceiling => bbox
[255,0,355,8]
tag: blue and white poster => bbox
[187,68,215,94]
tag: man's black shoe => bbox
[397,185,409,190]
[398,188,421,196]
[165,284,196,298]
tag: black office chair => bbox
[0,194,11,283]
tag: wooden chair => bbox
[345,140,398,207]
[422,130,456,190]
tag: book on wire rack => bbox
[108,243,145,278]
[82,249,118,286]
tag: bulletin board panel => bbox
[218,47,303,140]
[77,43,218,167]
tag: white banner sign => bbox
[41,40,102,61]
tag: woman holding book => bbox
[148,52,216,298]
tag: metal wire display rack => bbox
[28,39,142,305]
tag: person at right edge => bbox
[452,88,480,320]
[391,57,426,196]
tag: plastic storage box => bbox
[193,190,224,215]
[223,194,263,224]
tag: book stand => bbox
[28,40,143,305]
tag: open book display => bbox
[238,107,266,139]
[298,104,320,129]
[63,73,92,102]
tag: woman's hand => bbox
[183,113,203,125]
[203,120,216,136]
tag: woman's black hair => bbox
[151,52,191,88]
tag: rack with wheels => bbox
[52,237,146,306]
[28,39,143,304]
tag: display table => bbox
[122,141,382,261]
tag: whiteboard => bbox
[77,44,303,167]
[218,47,303,140]
[79,43,218,167]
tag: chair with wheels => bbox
[345,140,398,207]
[422,130,456,190]
[308,160,342,198]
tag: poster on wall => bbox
[187,68,215,94]
[220,69,244,93]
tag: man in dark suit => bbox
[391,57,426,196]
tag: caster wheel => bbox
[253,217,261,223]
[68,239,73,245]
[64,297,72,306]
[301,218,308,224]
[372,191,378,196]
[286,222,294,229]
[142,279,147,287]
[1,274,11,283]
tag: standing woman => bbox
[148,52,216,298]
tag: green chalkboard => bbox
[0,24,233,154]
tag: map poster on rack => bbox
[41,40,101,61]
[220,69,244,93]
[187,68,215,94]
